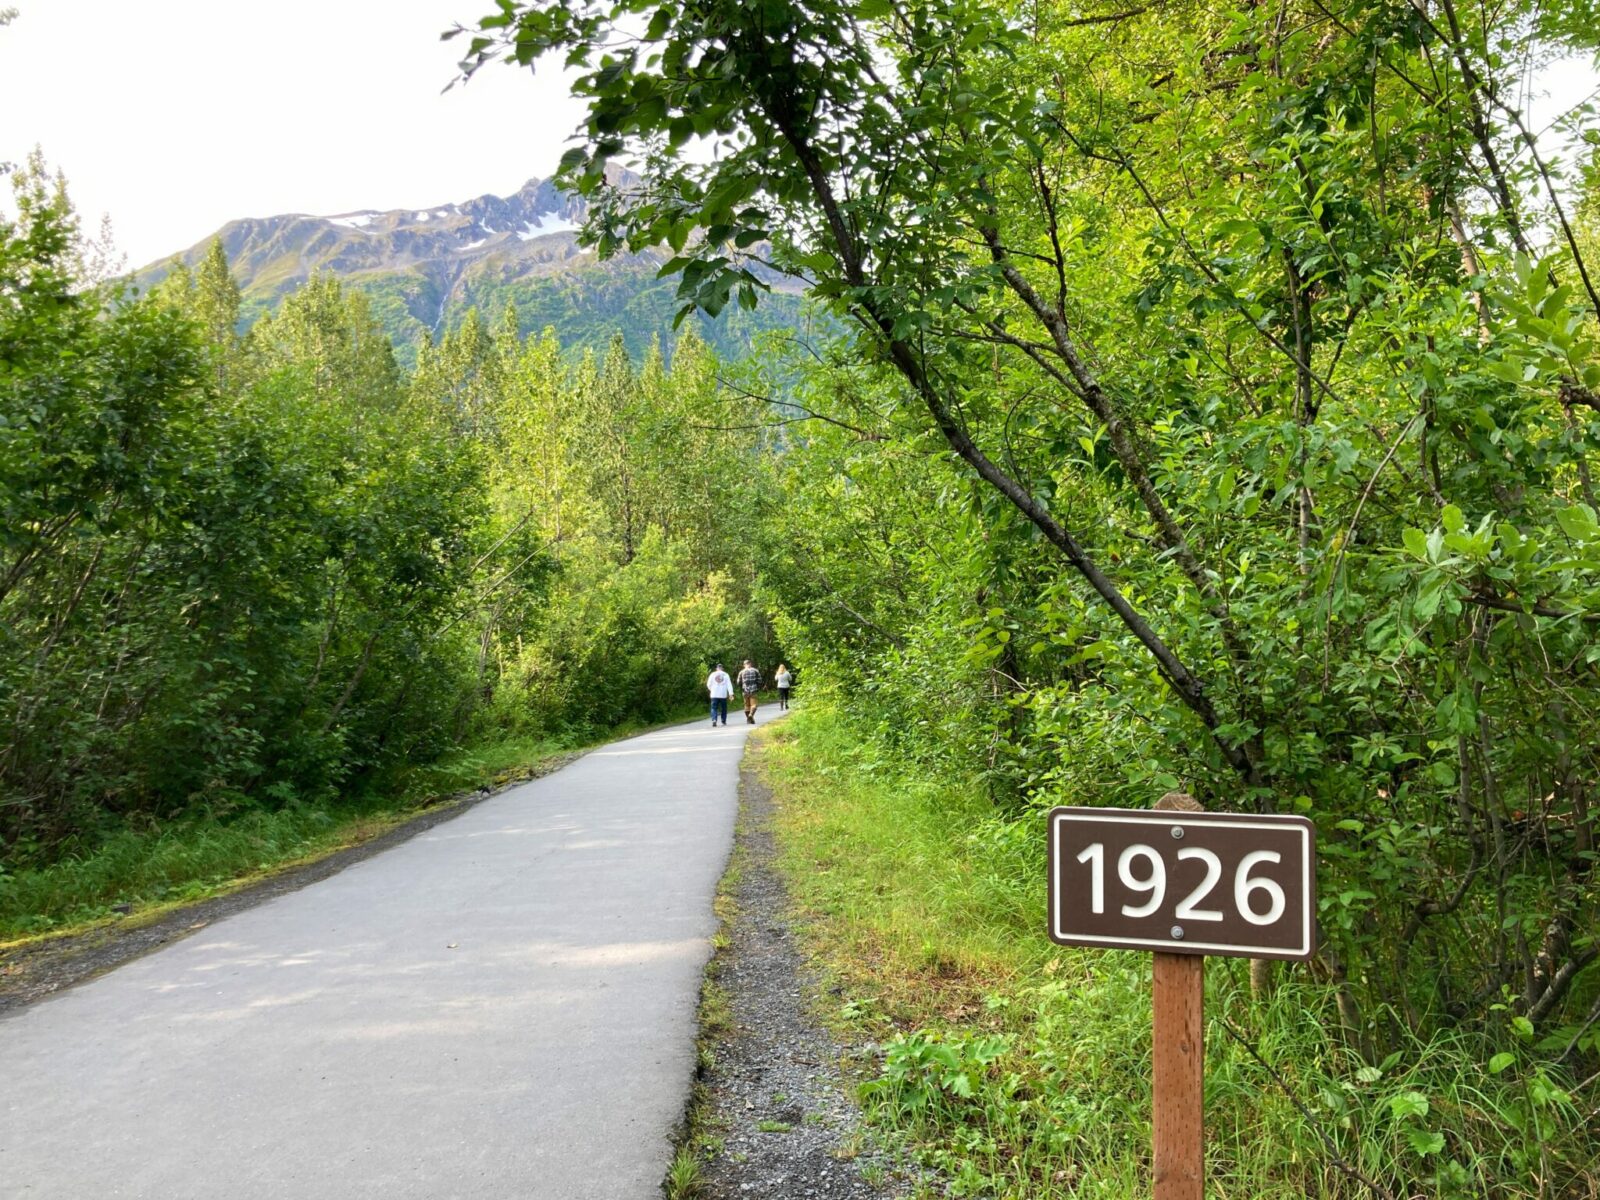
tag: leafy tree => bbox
[253,273,402,407]
[192,238,243,387]
[1,173,485,852]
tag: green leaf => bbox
[1402,528,1429,560]
[1388,1091,1429,1120]
[645,6,673,39]
[1482,359,1526,384]
[1556,504,1598,543]
[1414,580,1443,621]
[1406,1128,1445,1157]
[1489,1052,1515,1073]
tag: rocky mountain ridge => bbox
[136,174,802,363]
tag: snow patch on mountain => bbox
[517,212,580,240]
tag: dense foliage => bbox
[457,0,1600,1186]
[0,155,775,871]
[355,258,812,368]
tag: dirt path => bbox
[688,752,916,1199]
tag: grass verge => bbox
[760,705,1599,1199]
[0,710,700,945]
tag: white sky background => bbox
[0,0,585,267]
[1527,54,1600,159]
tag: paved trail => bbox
[1,710,779,1199]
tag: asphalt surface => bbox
[1,707,778,1199]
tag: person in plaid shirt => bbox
[737,660,762,724]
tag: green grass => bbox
[664,1146,704,1200]
[0,709,702,945]
[757,706,1600,1200]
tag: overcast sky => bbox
[0,1,585,267]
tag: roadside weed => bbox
[664,1146,702,1199]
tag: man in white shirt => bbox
[706,664,733,726]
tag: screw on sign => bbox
[1047,794,1316,1199]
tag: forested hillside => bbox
[1,154,777,884]
[132,175,808,365]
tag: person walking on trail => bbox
[775,663,793,710]
[707,663,733,727]
[737,660,762,724]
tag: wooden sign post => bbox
[1152,792,1205,1200]
[1152,952,1204,1198]
[1047,796,1316,1198]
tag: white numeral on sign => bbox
[1071,842,1289,926]
[1076,842,1105,913]
[1235,850,1286,925]
[1117,845,1166,917]
[1174,847,1224,921]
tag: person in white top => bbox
[706,664,733,726]
[775,664,793,710]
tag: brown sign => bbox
[1048,808,1316,961]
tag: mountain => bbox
[133,175,808,364]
